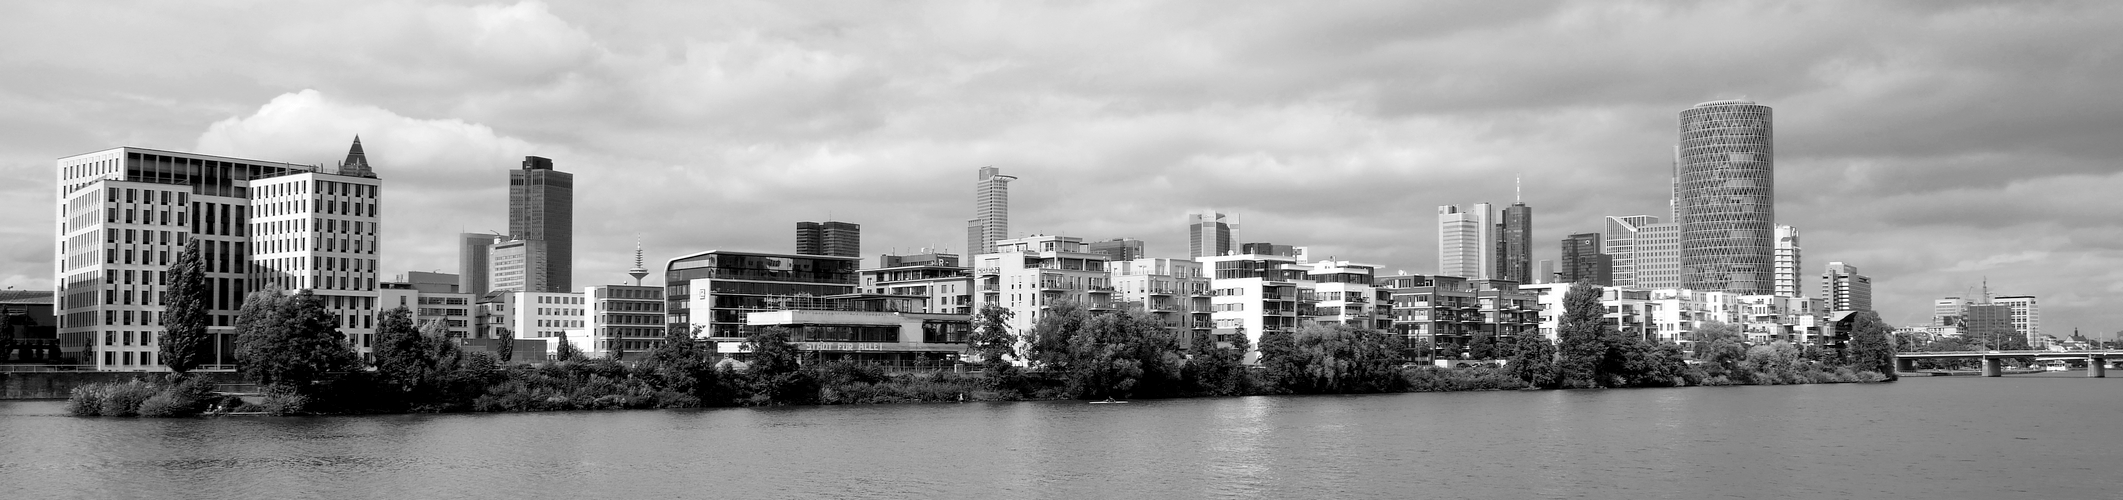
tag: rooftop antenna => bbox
[627,235,649,286]
[1515,174,1521,203]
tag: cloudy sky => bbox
[2,1,2118,337]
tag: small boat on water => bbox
[1090,398,1128,404]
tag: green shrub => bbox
[66,384,111,416]
[97,380,160,417]
[262,391,309,416]
[1402,366,1530,392]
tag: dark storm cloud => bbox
[0,0,2117,336]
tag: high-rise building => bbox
[508,156,573,293]
[1437,203,1494,279]
[1635,222,1683,290]
[1993,295,2040,346]
[1559,233,1611,285]
[795,221,860,257]
[1496,202,1532,283]
[1821,262,1871,312]
[458,233,503,297]
[1677,100,1775,294]
[965,167,1016,255]
[1774,225,1802,298]
[55,139,384,371]
[1536,259,1555,284]
[1187,210,1236,258]
[1604,215,1659,287]
[1088,238,1146,262]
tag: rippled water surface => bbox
[3,374,2118,499]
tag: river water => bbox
[2,374,2117,499]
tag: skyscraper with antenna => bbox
[1496,177,1533,283]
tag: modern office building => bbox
[1559,233,1611,285]
[1963,304,2016,348]
[1603,215,1659,287]
[1496,202,1533,284]
[1992,295,2040,347]
[458,233,503,298]
[1087,238,1146,262]
[55,139,383,371]
[1187,210,1236,258]
[1821,262,1871,312]
[581,284,666,359]
[1634,222,1683,290]
[744,298,971,364]
[1774,225,1803,298]
[665,250,861,350]
[965,167,1016,255]
[795,220,861,257]
[974,235,1116,344]
[508,156,573,293]
[1437,203,1495,279]
[487,238,548,293]
[1677,99,1775,294]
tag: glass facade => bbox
[1677,100,1774,294]
[508,156,573,293]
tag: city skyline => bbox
[1,2,2120,335]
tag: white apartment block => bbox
[1109,258,1212,341]
[974,235,1116,343]
[55,143,381,371]
[1992,295,2040,347]
[1309,260,1389,330]
[1634,223,1682,290]
[1199,252,1314,357]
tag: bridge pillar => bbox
[1982,357,2002,377]
[2090,356,2107,378]
[1895,357,1916,373]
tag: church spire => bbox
[339,135,375,178]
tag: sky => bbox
[2,1,2119,337]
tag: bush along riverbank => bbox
[71,282,1898,417]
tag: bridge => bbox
[1895,350,2120,377]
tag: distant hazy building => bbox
[1677,99,1775,294]
[1774,225,1802,298]
[1187,210,1236,258]
[795,221,861,257]
[509,156,573,293]
[488,239,548,293]
[458,233,503,297]
[965,167,1016,255]
[1496,202,1533,283]
[1438,203,1495,279]
[1088,238,1146,262]
[1536,259,1555,284]
[1821,262,1871,312]
[1964,304,2016,348]
[1559,233,1611,285]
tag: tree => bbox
[966,302,1017,375]
[494,327,516,364]
[1843,310,1899,381]
[743,327,815,404]
[233,285,360,393]
[372,308,478,410]
[1185,326,1250,396]
[1506,333,1559,388]
[554,338,585,362]
[1555,282,1610,388]
[1264,324,1406,394]
[159,240,211,373]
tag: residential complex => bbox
[973,235,1116,340]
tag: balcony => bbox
[1087,285,1115,293]
[976,267,1001,276]
[980,283,1000,291]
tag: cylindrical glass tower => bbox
[1677,100,1773,294]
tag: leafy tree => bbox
[158,240,211,373]
[966,302,1017,375]
[494,327,516,364]
[1264,324,1406,394]
[234,285,360,393]
[1506,333,1559,388]
[638,325,731,406]
[371,309,483,411]
[743,327,816,404]
[1254,327,1300,391]
[554,338,585,362]
[1023,301,1093,371]
[1843,310,1899,381]
[1689,321,1750,379]
[1555,282,1610,388]
[1185,327,1251,396]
